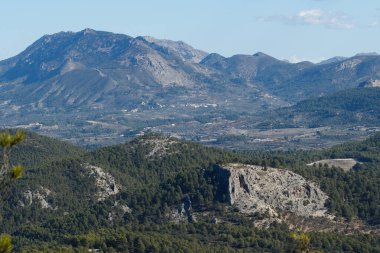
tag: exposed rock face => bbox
[358,79,380,88]
[107,201,132,222]
[113,200,132,214]
[84,164,120,201]
[140,36,208,63]
[169,194,196,223]
[19,186,56,210]
[217,163,329,218]
[169,207,188,223]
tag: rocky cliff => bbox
[216,163,329,218]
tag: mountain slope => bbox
[200,52,311,90]
[264,87,380,128]
[3,29,380,112]
[10,131,85,167]
[1,132,380,251]
[0,29,210,110]
[1,29,380,148]
[201,52,380,101]
[139,36,208,63]
[276,55,380,100]
[0,29,288,127]
[318,56,347,65]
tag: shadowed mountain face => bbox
[201,52,380,101]
[1,29,380,147]
[256,88,380,128]
[276,55,380,100]
[200,52,313,92]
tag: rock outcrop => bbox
[216,163,329,218]
[358,79,380,88]
[169,194,197,223]
[19,186,56,210]
[84,164,120,201]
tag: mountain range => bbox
[1,29,380,251]
[1,28,380,148]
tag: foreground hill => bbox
[1,131,380,251]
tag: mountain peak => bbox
[251,52,285,63]
[253,52,270,57]
[81,28,97,35]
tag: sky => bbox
[0,0,379,63]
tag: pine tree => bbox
[0,130,26,253]
[0,234,12,253]
[290,232,311,253]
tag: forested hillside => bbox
[1,131,380,252]
[264,88,380,128]
[247,132,380,225]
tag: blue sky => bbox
[1,0,379,62]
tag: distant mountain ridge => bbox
[318,56,347,65]
[1,29,380,111]
[0,29,286,111]
[1,28,380,147]
[0,29,198,112]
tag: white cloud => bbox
[260,9,355,29]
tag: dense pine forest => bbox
[1,131,380,252]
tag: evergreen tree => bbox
[0,130,26,252]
